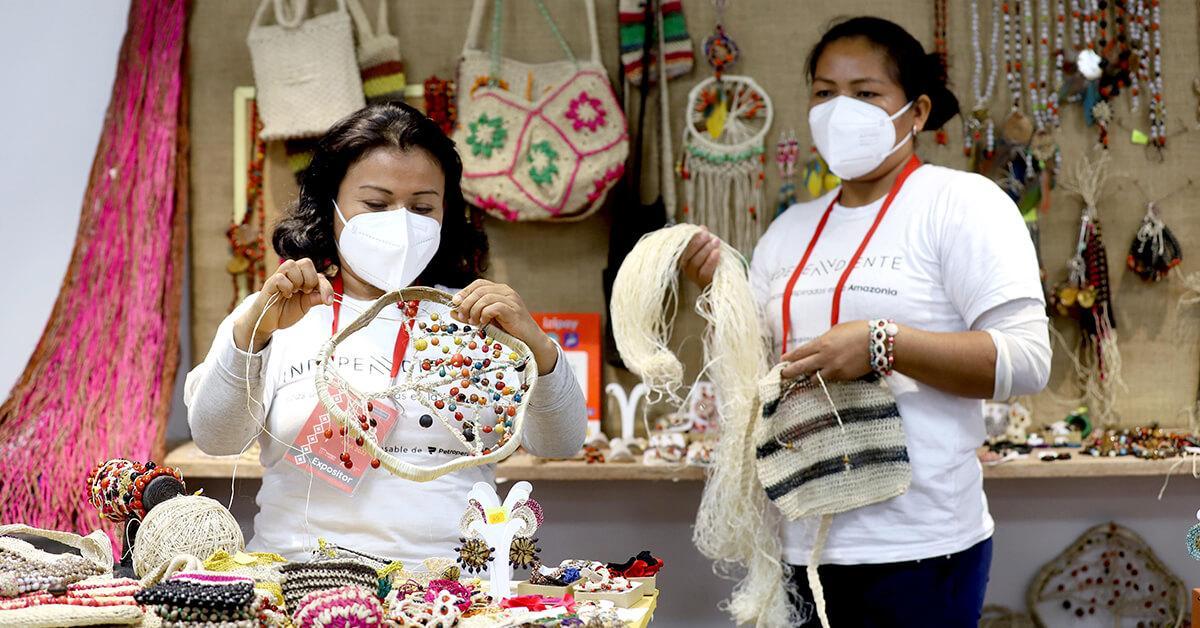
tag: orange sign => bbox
[533,312,602,436]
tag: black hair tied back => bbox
[807,16,961,132]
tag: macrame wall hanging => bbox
[0,0,188,539]
[1047,152,1123,426]
[610,224,797,627]
[678,0,773,255]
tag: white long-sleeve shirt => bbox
[751,164,1050,565]
[185,291,587,562]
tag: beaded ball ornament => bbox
[314,288,538,482]
[85,458,185,522]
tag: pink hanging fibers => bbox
[0,0,188,552]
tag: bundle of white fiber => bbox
[132,495,244,578]
[611,224,796,627]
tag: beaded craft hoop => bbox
[313,287,538,483]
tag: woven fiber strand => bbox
[0,0,189,546]
[132,496,244,579]
[755,364,912,520]
[0,577,144,627]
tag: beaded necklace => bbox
[966,0,1002,169]
[1025,0,1045,129]
[1145,0,1166,147]
[1123,0,1144,113]
[1070,0,1084,49]
[1003,0,1025,115]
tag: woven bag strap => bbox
[462,0,600,65]
[345,0,391,40]
[252,0,347,30]
[0,524,114,573]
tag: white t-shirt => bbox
[185,291,586,564]
[749,164,1044,565]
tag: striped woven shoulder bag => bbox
[754,363,912,626]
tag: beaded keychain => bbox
[965,0,1001,172]
[772,130,799,217]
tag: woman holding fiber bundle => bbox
[683,17,1050,627]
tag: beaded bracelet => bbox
[868,319,899,377]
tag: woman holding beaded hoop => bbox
[682,17,1051,627]
[185,101,586,563]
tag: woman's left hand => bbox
[452,280,559,375]
[780,320,873,381]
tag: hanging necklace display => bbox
[934,0,950,145]
[773,130,799,217]
[1047,152,1122,426]
[1143,0,1166,148]
[964,0,1001,172]
[679,0,773,254]
[1002,0,1034,145]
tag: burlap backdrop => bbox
[189,0,1200,432]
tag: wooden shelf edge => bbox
[164,442,1196,482]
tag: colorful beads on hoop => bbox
[702,25,739,75]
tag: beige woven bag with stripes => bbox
[754,363,912,626]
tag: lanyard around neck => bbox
[779,155,922,355]
[330,274,413,380]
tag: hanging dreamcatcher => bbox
[1047,152,1122,425]
[678,0,773,255]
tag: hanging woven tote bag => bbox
[453,0,630,222]
[345,0,406,103]
[247,0,365,141]
[754,363,912,626]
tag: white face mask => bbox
[808,96,915,180]
[333,200,441,292]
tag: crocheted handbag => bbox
[754,364,911,521]
[453,0,629,222]
[345,0,406,104]
[247,0,365,141]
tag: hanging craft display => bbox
[618,0,694,86]
[1028,522,1186,626]
[965,0,1001,172]
[611,224,791,626]
[312,288,537,482]
[0,0,187,538]
[679,1,773,254]
[1047,152,1122,425]
[228,94,269,312]
[773,130,799,217]
[346,0,406,104]
[453,0,629,222]
[247,0,364,141]
[1126,202,1182,281]
[933,0,950,145]
[423,76,457,136]
[800,147,839,200]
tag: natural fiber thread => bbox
[132,496,244,579]
[611,224,797,627]
[806,515,833,628]
[0,0,188,554]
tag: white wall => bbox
[0,0,131,396]
[2,3,1199,626]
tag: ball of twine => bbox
[132,495,244,578]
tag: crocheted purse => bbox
[453,0,629,221]
[247,0,365,141]
[754,364,911,521]
[279,560,379,614]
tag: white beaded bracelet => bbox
[868,319,899,377]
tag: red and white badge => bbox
[287,385,399,494]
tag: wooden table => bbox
[164,441,1200,481]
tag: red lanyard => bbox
[780,155,922,355]
[330,274,413,380]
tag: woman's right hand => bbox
[680,227,722,289]
[233,258,333,352]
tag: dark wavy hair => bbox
[806,16,961,131]
[272,101,488,287]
